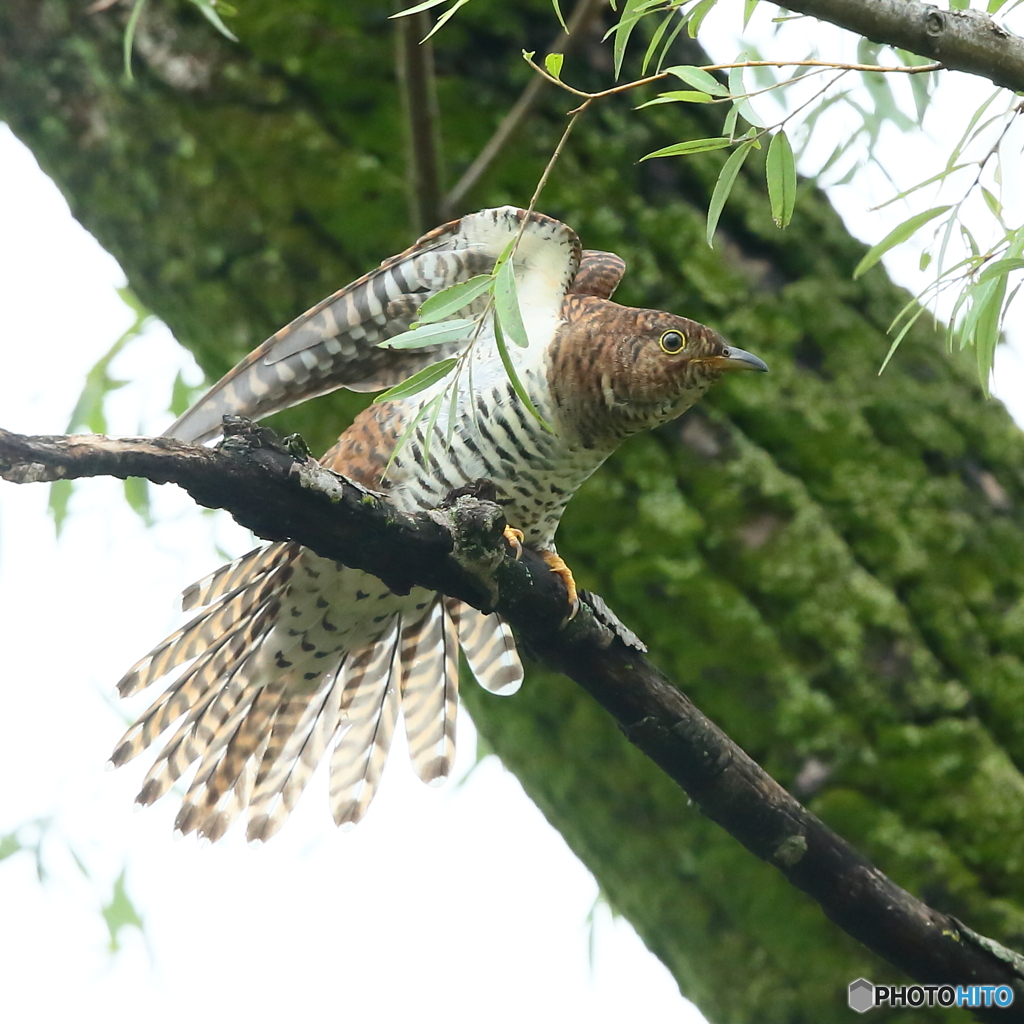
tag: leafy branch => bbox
[393,0,1024,381]
[521,27,1024,381]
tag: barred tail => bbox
[113,549,523,841]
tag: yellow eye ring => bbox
[659,330,685,354]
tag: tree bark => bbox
[4,2,1024,1021]
[781,0,1024,92]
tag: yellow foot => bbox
[541,551,580,621]
[503,526,524,560]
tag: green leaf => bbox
[981,186,1004,223]
[186,0,238,42]
[122,0,149,81]
[723,104,739,139]
[387,392,443,472]
[919,251,932,272]
[728,56,765,128]
[422,0,473,40]
[853,206,952,279]
[766,129,797,229]
[378,319,477,349]
[971,275,1008,390]
[494,259,530,348]
[0,832,23,862]
[743,0,759,27]
[64,289,154,439]
[102,870,144,954]
[492,235,518,271]
[706,139,755,246]
[123,476,153,527]
[390,0,452,17]
[170,370,202,417]
[69,846,91,879]
[685,0,718,37]
[879,304,927,375]
[48,479,73,538]
[635,90,715,108]
[663,65,729,96]
[416,274,493,324]
[641,137,732,161]
[961,223,980,257]
[445,363,462,444]
[947,91,1001,171]
[550,0,568,30]
[641,11,674,75]
[493,319,550,430]
[544,52,564,78]
[375,358,458,403]
[872,164,970,210]
[652,14,687,74]
[978,258,1024,283]
[609,0,650,79]
[908,65,934,121]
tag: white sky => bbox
[1,7,1023,1023]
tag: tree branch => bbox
[396,9,443,232]
[3,419,1024,1014]
[779,0,1024,93]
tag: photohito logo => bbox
[848,979,1015,1012]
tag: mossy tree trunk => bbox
[4,2,1024,1020]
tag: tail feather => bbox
[116,563,291,698]
[245,671,347,843]
[400,599,459,785]
[447,599,523,695]
[176,681,285,840]
[135,684,226,807]
[115,546,526,841]
[182,543,295,612]
[111,598,278,767]
[329,619,403,828]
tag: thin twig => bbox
[525,101,589,213]
[396,9,443,232]
[529,55,945,106]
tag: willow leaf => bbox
[416,275,494,324]
[375,358,458,402]
[853,206,951,279]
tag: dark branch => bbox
[3,419,1024,1015]
[396,10,443,233]
[780,0,1024,93]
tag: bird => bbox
[110,206,767,843]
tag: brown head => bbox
[547,295,768,449]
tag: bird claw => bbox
[503,526,524,560]
[541,551,580,623]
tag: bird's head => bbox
[547,299,768,449]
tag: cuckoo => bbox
[111,206,768,842]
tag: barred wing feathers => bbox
[165,207,583,444]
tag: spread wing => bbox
[165,207,584,444]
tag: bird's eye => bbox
[659,330,686,354]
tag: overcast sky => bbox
[1,7,1022,1023]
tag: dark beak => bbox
[706,345,769,373]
